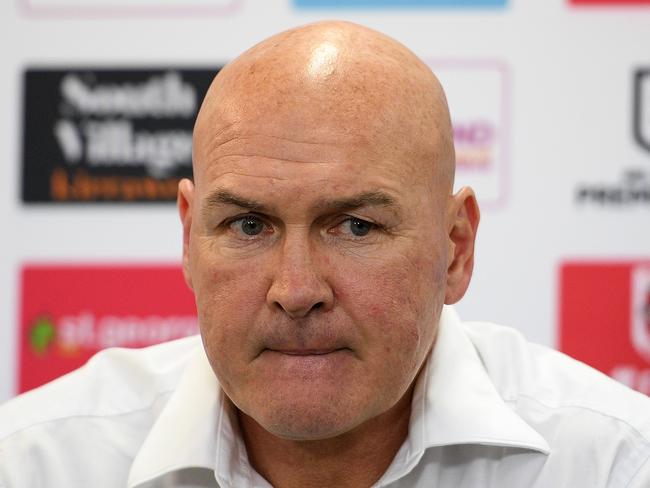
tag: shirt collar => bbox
[378,306,550,486]
[127,343,220,488]
[128,306,550,488]
[127,342,267,488]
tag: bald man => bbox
[1,21,650,488]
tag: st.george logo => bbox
[631,266,650,363]
[634,69,650,153]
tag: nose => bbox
[266,232,334,319]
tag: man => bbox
[1,21,649,488]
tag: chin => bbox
[262,413,356,441]
[248,392,368,441]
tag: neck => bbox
[238,386,414,488]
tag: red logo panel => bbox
[570,0,650,4]
[19,265,197,393]
[559,261,650,395]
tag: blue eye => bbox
[346,218,373,237]
[233,216,266,236]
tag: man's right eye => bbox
[229,215,268,237]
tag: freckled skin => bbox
[178,21,479,488]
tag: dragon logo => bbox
[631,265,650,362]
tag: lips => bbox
[273,348,344,356]
[257,331,354,360]
[256,347,354,378]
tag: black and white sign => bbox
[21,68,218,203]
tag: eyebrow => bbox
[204,189,269,213]
[203,188,400,217]
[312,191,399,214]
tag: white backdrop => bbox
[1,0,649,402]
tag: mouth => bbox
[255,347,354,377]
[269,348,347,356]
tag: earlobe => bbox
[177,178,195,291]
[444,187,480,305]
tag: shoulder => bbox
[463,321,650,484]
[0,334,201,441]
[462,321,650,432]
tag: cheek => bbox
[336,248,445,364]
[192,237,265,310]
[190,241,268,373]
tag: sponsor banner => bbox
[22,0,240,16]
[429,60,509,207]
[19,265,197,392]
[576,170,650,205]
[575,68,650,206]
[294,0,506,7]
[21,68,218,203]
[570,0,650,4]
[559,261,650,395]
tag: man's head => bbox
[178,21,479,441]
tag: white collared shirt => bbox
[1,306,649,487]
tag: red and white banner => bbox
[570,1,650,5]
[18,265,197,392]
[559,261,650,395]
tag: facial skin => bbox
[178,21,479,487]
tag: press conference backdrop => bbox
[1,0,649,401]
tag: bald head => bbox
[193,21,455,194]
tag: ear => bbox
[444,186,480,304]
[177,178,195,291]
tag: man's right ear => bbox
[177,178,195,291]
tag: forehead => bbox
[193,117,430,207]
[191,58,448,207]
[191,26,455,204]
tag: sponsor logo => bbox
[631,266,650,362]
[19,265,197,392]
[27,312,198,354]
[570,0,650,4]
[22,0,240,16]
[430,60,509,207]
[576,170,650,204]
[559,261,650,395]
[575,69,650,206]
[294,0,506,7]
[21,68,218,203]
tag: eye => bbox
[230,215,268,237]
[339,217,375,237]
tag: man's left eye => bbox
[340,217,375,237]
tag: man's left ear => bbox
[444,186,480,304]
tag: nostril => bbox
[272,300,324,318]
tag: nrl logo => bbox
[631,265,650,363]
[634,69,650,154]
